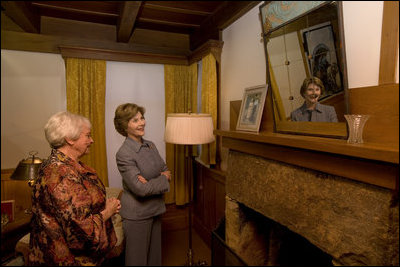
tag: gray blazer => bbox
[116,137,170,220]
[290,102,338,122]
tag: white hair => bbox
[44,111,91,149]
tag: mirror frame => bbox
[260,1,349,139]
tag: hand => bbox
[137,175,148,184]
[161,170,171,181]
[115,199,121,214]
[101,197,121,220]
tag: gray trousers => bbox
[123,215,162,266]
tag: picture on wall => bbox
[302,22,343,99]
[1,200,15,225]
[236,84,268,132]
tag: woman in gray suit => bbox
[290,76,338,122]
[114,103,171,266]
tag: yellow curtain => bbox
[200,53,217,165]
[269,57,287,122]
[65,58,109,187]
[164,63,198,205]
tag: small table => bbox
[1,212,31,264]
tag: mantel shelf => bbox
[215,130,399,164]
[215,129,399,190]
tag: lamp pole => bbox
[164,113,214,266]
[186,145,194,266]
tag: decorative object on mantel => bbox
[236,84,268,132]
[344,114,370,144]
[164,113,215,266]
[10,151,43,187]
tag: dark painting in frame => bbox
[302,22,344,99]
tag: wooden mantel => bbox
[215,130,399,190]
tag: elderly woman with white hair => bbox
[28,111,121,266]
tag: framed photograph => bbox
[302,22,343,99]
[236,84,268,132]
[1,200,15,224]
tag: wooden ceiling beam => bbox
[134,21,192,35]
[143,2,214,16]
[118,1,142,43]
[137,7,204,27]
[138,18,200,28]
[190,1,261,50]
[30,1,119,17]
[1,1,40,33]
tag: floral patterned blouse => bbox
[28,149,116,266]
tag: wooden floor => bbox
[161,204,211,266]
[162,228,211,266]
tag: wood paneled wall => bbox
[193,161,226,247]
[349,83,399,145]
[1,169,32,214]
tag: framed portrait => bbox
[302,22,343,99]
[236,84,268,132]
[1,200,15,224]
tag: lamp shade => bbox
[164,113,215,145]
[10,152,43,181]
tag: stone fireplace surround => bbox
[224,150,399,266]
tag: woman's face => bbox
[304,83,321,105]
[73,125,93,158]
[127,111,146,142]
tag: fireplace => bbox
[224,150,399,266]
[213,207,333,266]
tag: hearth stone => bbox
[225,151,399,266]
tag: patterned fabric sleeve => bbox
[29,153,116,266]
[49,173,109,252]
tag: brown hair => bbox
[300,77,325,97]
[114,103,145,137]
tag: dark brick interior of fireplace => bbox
[213,203,333,266]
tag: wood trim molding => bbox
[1,168,14,180]
[379,1,399,84]
[59,45,188,65]
[188,39,224,65]
[1,30,190,64]
[215,130,399,164]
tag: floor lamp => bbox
[164,113,215,266]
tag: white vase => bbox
[344,114,370,144]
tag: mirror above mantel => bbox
[260,1,348,139]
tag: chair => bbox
[15,187,125,265]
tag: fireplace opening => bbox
[212,217,247,266]
[222,203,334,266]
[276,223,334,266]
